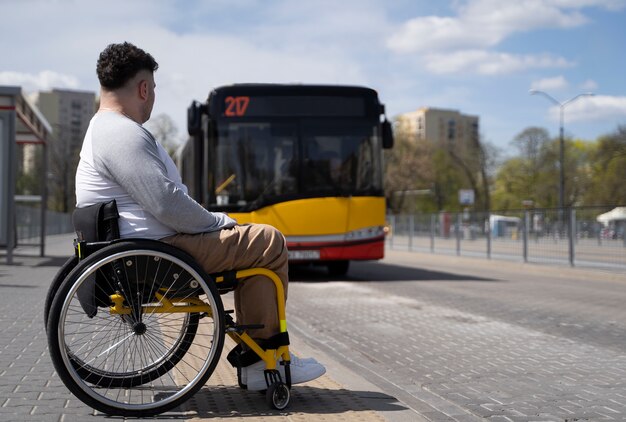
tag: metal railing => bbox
[15,204,72,241]
[386,206,626,270]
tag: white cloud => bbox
[117,26,370,143]
[386,0,624,76]
[387,15,495,54]
[0,0,622,146]
[580,79,599,91]
[0,1,376,143]
[531,76,570,91]
[425,51,573,75]
[547,95,626,122]
[552,0,626,11]
[386,0,599,54]
[0,70,80,92]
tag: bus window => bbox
[215,122,297,207]
[301,121,381,195]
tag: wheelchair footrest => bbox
[226,324,265,333]
[223,310,265,333]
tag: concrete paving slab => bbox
[1,234,405,421]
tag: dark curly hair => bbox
[96,42,159,90]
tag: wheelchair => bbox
[44,201,292,417]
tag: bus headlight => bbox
[345,226,385,241]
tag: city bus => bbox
[180,84,393,275]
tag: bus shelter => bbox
[1,86,51,264]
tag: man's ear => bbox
[139,80,148,100]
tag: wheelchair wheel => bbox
[47,240,225,417]
[44,256,78,331]
[266,382,290,410]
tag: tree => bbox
[477,139,500,211]
[509,127,554,206]
[511,127,550,202]
[492,127,555,209]
[47,123,83,213]
[15,144,43,196]
[145,113,180,156]
[491,126,594,210]
[445,133,496,212]
[431,147,464,211]
[491,158,527,210]
[384,118,497,213]
[512,127,549,166]
[564,139,594,206]
[383,124,434,214]
[532,137,592,208]
[584,125,626,205]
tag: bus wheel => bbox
[327,260,349,277]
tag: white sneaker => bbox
[240,353,315,385]
[242,353,326,391]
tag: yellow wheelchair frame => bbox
[108,267,290,373]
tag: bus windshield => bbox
[301,120,381,194]
[213,119,382,210]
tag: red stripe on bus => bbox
[287,238,384,261]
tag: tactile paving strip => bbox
[182,296,387,422]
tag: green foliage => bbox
[566,139,594,205]
[385,122,625,213]
[16,172,40,196]
[491,158,529,210]
[491,125,626,210]
[15,144,44,198]
[384,121,495,213]
[492,135,586,209]
[583,126,626,205]
[431,147,465,211]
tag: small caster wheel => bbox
[266,382,290,410]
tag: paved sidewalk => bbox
[0,234,410,422]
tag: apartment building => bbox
[397,107,479,152]
[33,89,95,151]
[32,89,96,211]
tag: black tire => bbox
[47,240,225,417]
[327,260,349,277]
[266,382,290,410]
[44,256,78,331]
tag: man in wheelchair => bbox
[74,42,325,392]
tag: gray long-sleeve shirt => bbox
[75,111,236,239]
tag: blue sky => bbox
[1,0,625,153]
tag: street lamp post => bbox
[529,90,594,211]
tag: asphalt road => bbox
[286,251,626,421]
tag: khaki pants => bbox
[162,224,288,340]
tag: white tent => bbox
[596,207,626,226]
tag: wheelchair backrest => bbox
[72,199,121,243]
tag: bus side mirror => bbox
[187,101,205,136]
[382,119,394,149]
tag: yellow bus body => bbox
[228,196,386,261]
